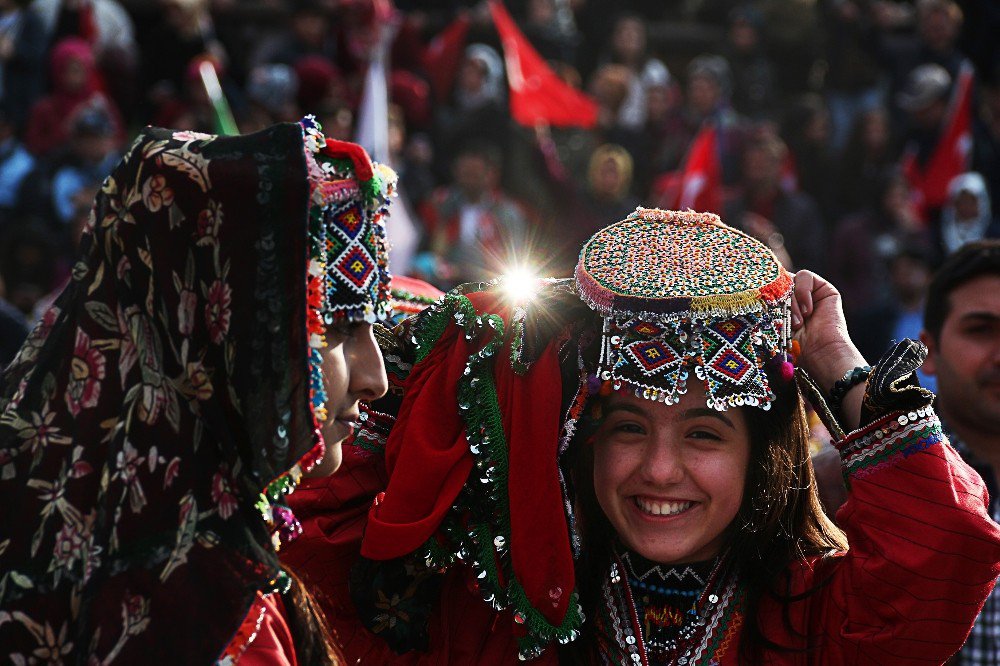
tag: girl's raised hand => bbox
[790,271,869,427]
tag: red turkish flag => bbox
[422,14,470,104]
[902,62,975,219]
[489,0,598,128]
[676,125,723,214]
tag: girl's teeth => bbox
[636,498,693,516]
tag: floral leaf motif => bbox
[137,246,154,270]
[160,493,197,582]
[168,201,186,230]
[140,174,175,212]
[10,572,33,589]
[163,387,181,434]
[85,302,119,333]
[163,457,180,489]
[87,261,105,296]
[141,138,170,161]
[69,460,93,479]
[71,259,89,283]
[161,144,212,192]
[101,173,119,197]
[41,372,56,402]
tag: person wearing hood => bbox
[936,172,1000,256]
[434,43,509,173]
[0,117,393,664]
[23,36,124,158]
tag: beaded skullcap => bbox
[257,120,397,551]
[575,207,793,411]
[298,116,395,443]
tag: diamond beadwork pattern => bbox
[336,245,375,290]
[710,349,751,382]
[335,203,364,239]
[627,340,680,374]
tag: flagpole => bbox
[198,60,239,136]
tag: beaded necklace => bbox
[598,548,744,665]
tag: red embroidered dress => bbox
[587,406,1000,665]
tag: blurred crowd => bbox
[1,0,999,373]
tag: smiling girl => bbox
[287,208,1000,665]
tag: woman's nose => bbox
[349,326,388,402]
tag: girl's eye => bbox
[688,429,722,441]
[613,422,645,435]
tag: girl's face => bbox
[592,384,751,564]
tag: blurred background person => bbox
[415,140,527,289]
[936,171,999,255]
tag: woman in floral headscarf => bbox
[0,117,395,664]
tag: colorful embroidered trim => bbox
[837,406,943,481]
[598,554,745,666]
[409,293,584,660]
[352,405,394,456]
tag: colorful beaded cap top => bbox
[575,207,793,410]
[301,115,396,326]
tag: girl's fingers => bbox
[790,287,803,330]
[794,271,815,316]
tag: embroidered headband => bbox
[575,207,793,410]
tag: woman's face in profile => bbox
[592,384,751,564]
[309,322,388,477]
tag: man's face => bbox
[453,154,494,200]
[688,76,720,116]
[923,275,1000,433]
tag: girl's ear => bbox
[919,330,937,376]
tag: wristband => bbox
[829,365,872,417]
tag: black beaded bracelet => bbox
[828,365,872,417]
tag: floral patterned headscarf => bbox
[0,123,373,663]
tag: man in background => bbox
[921,240,1000,665]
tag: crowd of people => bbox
[1,2,1000,664]
[0,0,999,369]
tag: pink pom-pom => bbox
[779,359,795,382]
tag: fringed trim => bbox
[688,288,768,314]
[409,294,585,659]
